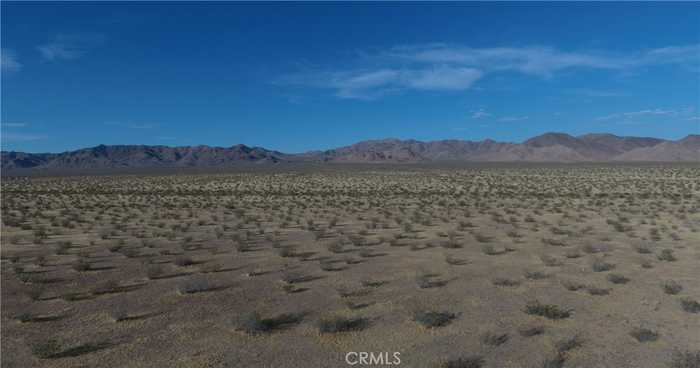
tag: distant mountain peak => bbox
[2,132,696,171]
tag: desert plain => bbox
[1,164,699,368]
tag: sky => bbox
[1,2,699,153]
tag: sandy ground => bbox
[1,165,699,367]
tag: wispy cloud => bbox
[1,49,22,72]
[282,66,482,100]
[388,43,700,76]
[104,122,159,129]
[596,108,689,121]
[471,109,491,119]
[1,122,29,128]
[280,43,699,100]
[1,132,47,142]
[567,88,624,98]
[37,34,105,61]
[498,116,529,122]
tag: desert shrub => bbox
[662,280,683,295]
[32,339,62,359]
[326,241,344,254]
[680,297,700,313]
[320,260,346,272]
[173,256,194,267]
[92,280,120,295]
[474,233,492,243]
[564,249,581,258]
[658,249,677,262]
[275,246,296,258]
[540,353,566,368]
[480,332,508,346]
[361,279,386,288]
[110,303,129,322]
[518,325,544,337]
[413,311,456,328]
[592,259,615,272]
[587,286,610,296]
[630,327,659,342]
[524,300,571,320]
[72,259,91,272]
[555,334,583,352]
[481,244,499,255]
[416,273,447,289]
[581,244,600,254]
[148,264,171,279]
[561,280,586,291]
[445,255,469,265]
[607,273,630,284]
[524,270,548,280]
[25,285,44,301]
[492,278,520,287]
[540,255,561,267]
[238,311,303,334]
[669,350,700,368]
[177,278,213,294]
[32,339,110,359]
[317,315,366,333]
[200,262,222,273]
[633,243,652,254]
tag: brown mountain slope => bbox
[2,144,291,170]
[614,135,700,162]
[2,133,696,170]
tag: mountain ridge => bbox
[2,133,698,170]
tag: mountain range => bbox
[2,133,698,170]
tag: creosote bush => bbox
[317,315,366,333]
[413,311,457,328]
[524,300,571,320]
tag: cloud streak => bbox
[1,49,22,72]
[498,116,529,122]
[284,66,482,100]
[104,122,159,129]
[596,108,689,121]
[470,109,491,119]
[1,122,29,128]
[280,43,699,99]
[1,132,47,142]
[37,34,105,61]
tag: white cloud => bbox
[280,43,699,100]
[1,132,47,142]
[567,89,624,97]
[1,49,22,72]
[104,122,159,129]
[288,66,483,100]
[498,116,529,122]
[1,122,29,128]
[37,34,105,61]
[596,108,683,121]
[471,109,491,119]
[402,67,482,90]
[389,44,699,76]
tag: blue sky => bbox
[1,2,699,153]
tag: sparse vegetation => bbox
[317,315,366,333]
[2,164,697,368]
[524,300,571,319]
[413,311,457,328]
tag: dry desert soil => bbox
[1,164,699,368]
